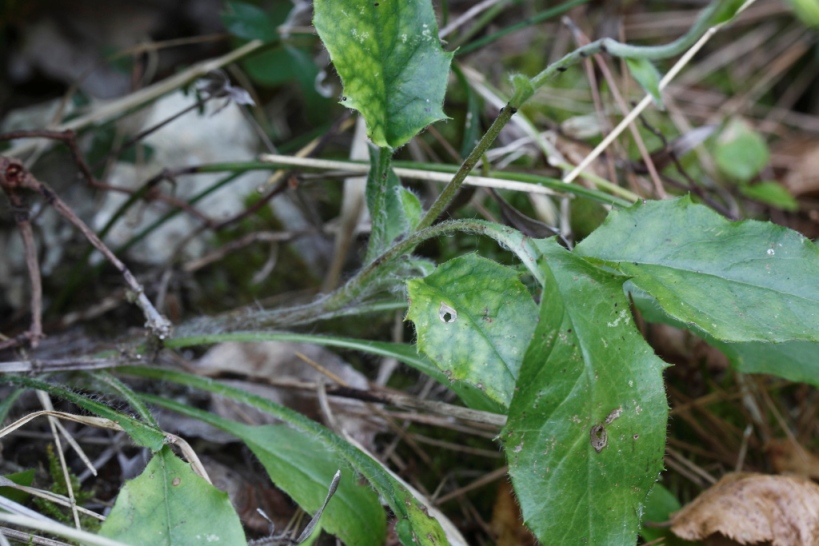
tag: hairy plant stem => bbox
[364,145,396,263]
[185,0,739,334]
[415,106,515,230]
[196,219,515,331]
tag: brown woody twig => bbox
[0,156,171,349]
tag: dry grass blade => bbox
[0,477,104,521]
[259,154,561,196]
[0,410,210,483]
[3,41,263,161]
[563,0,758,184]
[35,392,82,529]
[0,513,129,546]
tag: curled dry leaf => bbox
[670,472,819,546]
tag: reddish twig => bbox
[0,129,99,189]
[0,178,44,349]
[0,157,171,348]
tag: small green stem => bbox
[530,0,725,88]
[194,219,522,331]
[182,0,738,336]
[415,106,515,230]
[413,0,729,235]
[327,219,542,308]
[364,145,396,263]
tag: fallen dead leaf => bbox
[766,439,819,481]
[775,139,819,197]
[490,481,536,546]
[671,472,819,546]
[195,341,384,448]
[203,457,294,535]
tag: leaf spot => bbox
[590,424,607,453]
[605,406,623,424]
[607,309,630,328]
[438,302,457,323]
[172,477,182,486]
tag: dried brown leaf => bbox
[490,481,536,546]
[776,140,819,197]
[671,472,819,546]
[766,439,819,481]
[195,341,384,447]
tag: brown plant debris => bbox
[671,472,819,546]
[766,439,819,482]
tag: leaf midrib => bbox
[622,260,816,301]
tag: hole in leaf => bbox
[590,424,607,453]
[438,303,457,323]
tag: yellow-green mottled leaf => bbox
[314,0,453,148]
[407,254,538,408]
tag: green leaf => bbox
[365,144,407,262]
[0,375,166,451]
[220,1,287,42]
[625,58,664,109]
[631,287,819,388]
[503,239,667,545]
[99,445,246,545]
[453,63,482,158]
[740,181,798,211]
[140,396,386,546]
[94,371,159,428]
[710,0,750,24]
[313,0,453,148]
[641,484,690,545]
[243,425,385,546]
[0,470,35,504]
[244,46,318,87]
[120,367,449,546]
[509,73,535,106]
[399,187,423,230]
[0,388,23,423]
[575,197,819,343]
[407,254,539,408]
[713,118,769,182]
[786,0,819,26]
[718,340,819,386]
